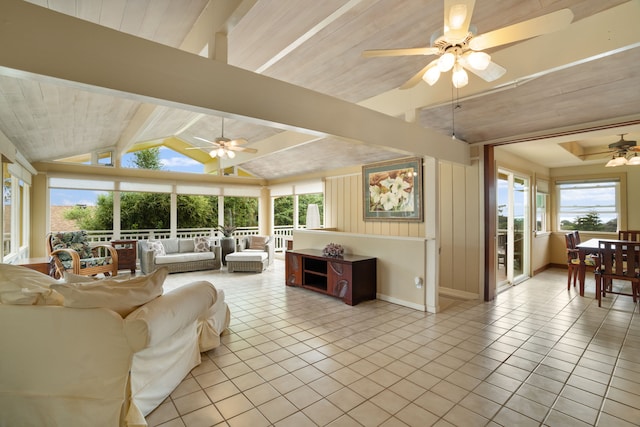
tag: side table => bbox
[111,240,137,274]
[18,257,55,277]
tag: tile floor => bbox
[147,257,640,427]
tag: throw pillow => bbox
[51,267,168,317]
[0,263,64,305]
[147,240,166,256]
[249,235,269,250]
[194,236,210,253]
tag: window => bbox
[535,179,549,233]
[556,179,619,232]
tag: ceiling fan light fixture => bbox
[465,51,491,70]
[217,148,226,158]
[227,150,236,159]
[605,155,627,167]
[423,65,441,85]
[452,63,468,88]
[626,154,640,166]
[209,149,218,158]
[437,52,456,72]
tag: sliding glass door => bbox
[497,169,530,290]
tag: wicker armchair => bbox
[46,231,118,278]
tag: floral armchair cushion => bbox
[49,231,112,270]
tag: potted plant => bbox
[216,224,237,265]
[215,224,237,238]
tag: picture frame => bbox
[362,157,423,222]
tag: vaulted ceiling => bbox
[1,0,639,179]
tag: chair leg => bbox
[567,265,572,290]
[596,275,602,307]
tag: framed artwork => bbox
[363,157,423,221]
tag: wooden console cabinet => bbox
[111,240,137,274]
[285,249,376,305]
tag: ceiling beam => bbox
[0,0,469,165]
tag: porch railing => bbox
[83,225,306,252]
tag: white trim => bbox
[439,287,480,300]
[377,293,426,312]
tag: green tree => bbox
[574,211,603,231]
[274,196,293,226]
[129,147,163,170]
[224,196,258,227]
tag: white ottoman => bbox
[226,251,268,273]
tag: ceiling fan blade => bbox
[444,0,476,42]
[228,138,249,146]
[469,8,573,51]
[194,136,217,145]
[362,47,438,58]
[229,146,257,154]
[399,59,439,90]
[460,59,506,82]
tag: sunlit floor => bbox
[147,258,640,427]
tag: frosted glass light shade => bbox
[452,63,468,88]
[423,66,441,86]
[227,150,236,159]
[437,52,455,72]
[209,150,218,158]
[626,154,640,165]
[466,51,491,70]
[606,156,627,167]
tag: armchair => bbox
[236,235,275,266]
[47,231,118,278]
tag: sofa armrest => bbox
[124,281,217,351]
[211,245,222,259]
[138,242,156,274]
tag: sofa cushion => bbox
[51,267,168,317]
[148,240,166,256]
[155,252,214,265]
[179,238,195,253]
[194,236,210,253]
[0,264,64,305]
[248,235,269,250]
[162,238,179,254]
[226,251,268,262]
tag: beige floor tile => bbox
[143,264,640,427]
[284,384,323,409]
[302,398,344,425]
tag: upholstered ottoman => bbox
[226,251,268,273]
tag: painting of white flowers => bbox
[363,157,422,221]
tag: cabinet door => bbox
[285,252,302,286]
[328,260,352,301]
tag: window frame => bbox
[554,175,626,233]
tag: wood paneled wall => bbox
[324,160,483,299]
[324,173,426,237]
[438,160,482,297]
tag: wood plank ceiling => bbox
[0,0,639,178]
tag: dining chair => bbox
[565,232,598,290]
[618,230,640,241]
[595,240,640,308]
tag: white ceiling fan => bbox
[189,118,257,159]
[362,0,574,90]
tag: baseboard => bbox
[377,293,426,312]
[438,287,480,300]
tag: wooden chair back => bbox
[618,230,640,242]
[595,240,639,307]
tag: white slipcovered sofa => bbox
[0,264,230,427]
[138,237,221,274]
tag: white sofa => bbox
[0,264,230,427]
[138,237,221,274]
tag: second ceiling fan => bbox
[192,118,257,159]
[362,0,573,89]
